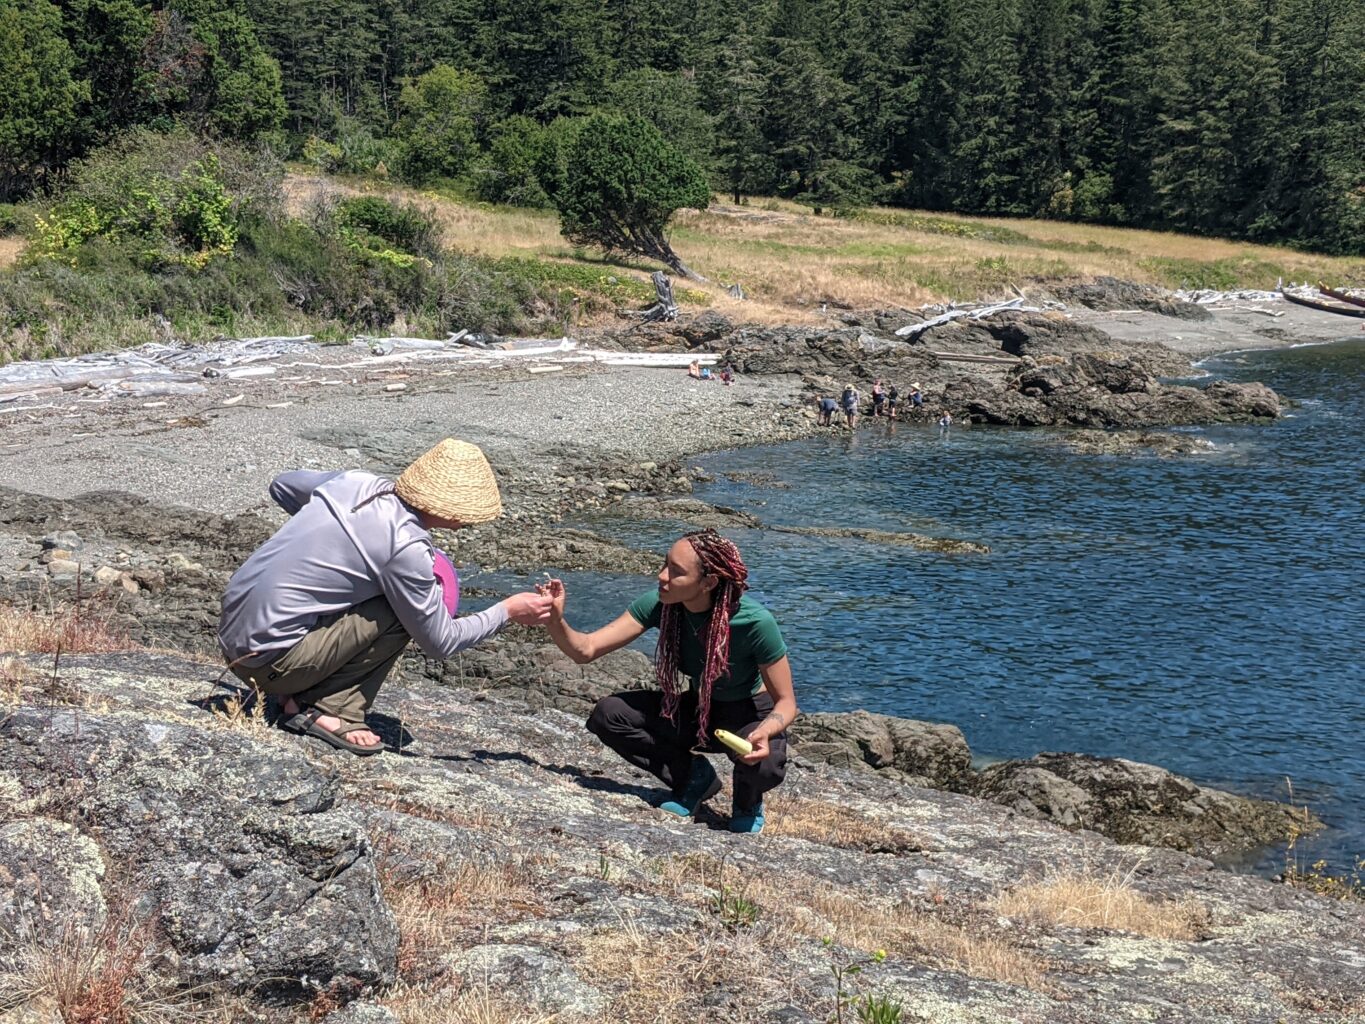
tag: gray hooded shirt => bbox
[218,469,507,667]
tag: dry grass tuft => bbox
[991,867,1210,940]
[381,980,559,1024]
[0,909,239,1024]
[377,850,547,980]
[788,887,1047,991]
[646,853,1047,992]
[570,914,749,1024]
[0,235,24,268]
[205,689,272,735]
[762,796,926,854]
[0,599,130,655]
[368,790,509,833]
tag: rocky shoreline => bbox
[2,294,1361,1022]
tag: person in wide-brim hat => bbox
[218,438,552,756]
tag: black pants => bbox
[586,689,788,809]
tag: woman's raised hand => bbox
[535,576,567,619]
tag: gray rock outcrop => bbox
[968,753,1312,859]
[0,706,397,998]
[1053,276,1214,321]
[0,653,1358,1024]
[790,710,972,787]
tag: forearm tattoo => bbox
[762,711,787,732]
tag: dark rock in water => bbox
[0,706,398,997]
[1053,276,1214,321]
[771,524,990,555]
[945,353,1280,428]
[721,470,792,489]
[791,710,972,788]
[614,495,763,530]
[967,752,1321,860]
[1062,430,1216,457]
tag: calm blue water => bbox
[485,338,1365,872]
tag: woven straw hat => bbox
[395,439,502,524]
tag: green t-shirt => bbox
[627,590,788,702]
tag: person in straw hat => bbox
[219,438,552,755]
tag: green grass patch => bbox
[833,240,928,259]
[853,208,1034,245]
[1139,254,1294,290]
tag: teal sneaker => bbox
[729,800,765,834]
[658,756,721,817]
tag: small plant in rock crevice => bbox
[823,940,896,1024]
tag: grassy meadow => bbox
[285,175,1365,323]
[2,171,1363,364]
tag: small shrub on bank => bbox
[0,203,26,236]
[27,130,279,273]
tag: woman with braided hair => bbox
[540,529,797,833]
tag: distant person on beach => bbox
[886,384,900,420]
[871,380,886,417]
[720,361,735,385]
[938,408,953,431]
[816,395,838,426]
[538,529,797,834]
[218,439,553,755]
[841,383,860,427]
[687,359,702,379]
[910,383,924,411]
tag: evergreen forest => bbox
[2,0,1362,254]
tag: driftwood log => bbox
[620,271,680,325]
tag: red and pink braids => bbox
[655,529,749,743]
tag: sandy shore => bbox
[1071,301,1362,357]
[1,304,1354,522]
[0,357,811,518]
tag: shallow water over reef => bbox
[496,338,1365,873]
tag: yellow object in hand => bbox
[714,728,754,756]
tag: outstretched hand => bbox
[502,591,554,625]
[534,576,566,619]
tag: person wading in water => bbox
[539,529,797,833]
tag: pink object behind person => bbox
[432,549,460,616]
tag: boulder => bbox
[790,710,972,787]
[674,310,735,348]
[0,708,398,997]
[1053,276,1214,321]
[967,752,1320,859]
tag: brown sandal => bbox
[284,707,384,757]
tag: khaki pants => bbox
[231,596,410,724]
